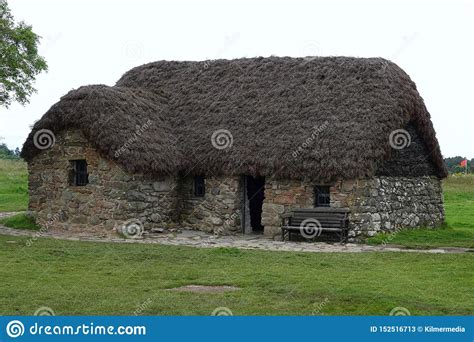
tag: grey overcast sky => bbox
[1,0,473,158]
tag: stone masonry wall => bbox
[343,176,444,239]
[262,179,314,236]
[262,176,444,239]
[178,176,242,234]
[28,130,179,235]
[28,130,444,239]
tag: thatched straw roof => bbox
[21,56,447,180]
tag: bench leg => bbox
[282,229,289,242]
[340,230,347,243]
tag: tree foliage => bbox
[0,0,47,107]
[0,142,19,159]
[444,156,473,174]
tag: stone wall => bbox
[178,176,242,234]
[262,179,314,236]
[261,176,444,239]
[28,130,179,236]
[28,130,444,239]
[344,176,444,239]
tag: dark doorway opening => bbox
[246,176,265,233]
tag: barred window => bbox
[314,185,330,207]
[70,160,89,186]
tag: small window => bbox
[194,176,205,197]
[314,185,330,207]
[70,160,89,186]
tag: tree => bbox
[0,0,47,107]
[450,165,464,174]
[0,142,19,159]
[444,156,471,174]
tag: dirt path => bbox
[0,220,470,254]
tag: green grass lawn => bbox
[0,213,39,230]
[0,159,473,315]
[367,175,474,248]
[0,159,28,212]
[0,235,472,315]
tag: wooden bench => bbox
[281,208,350,243]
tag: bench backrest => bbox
[289,208,350,228]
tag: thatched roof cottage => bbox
[21,57,446,239]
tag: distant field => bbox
[0,159,28,212]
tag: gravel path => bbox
[0,215,470,254]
